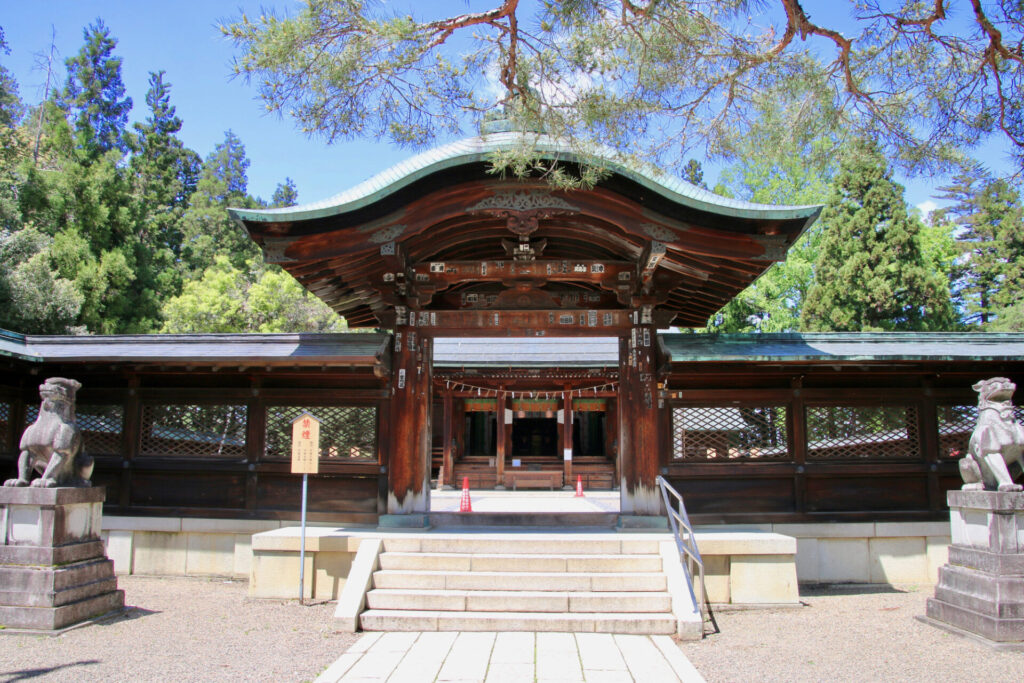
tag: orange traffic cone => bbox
[459,476,473,512]
[575,475,585,497]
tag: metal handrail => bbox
[656,475,709,628]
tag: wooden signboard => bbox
[291,412,320,474]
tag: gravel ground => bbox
[0,576,357,683]
[681,584,1024,683]
[2,578,1022,683]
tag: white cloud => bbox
[916,200,937,218]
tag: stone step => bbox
[429,512,619,528]
[366,588,672,613]
[377,552,663,573]
[381,536,660,555]
[372,569,668,593]
[358,609,678,634]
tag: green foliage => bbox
[0,226,84,334]
[56,20,132,158]
[706,102,837,332]
[681,159,707,190]
[801,141,956,332]
[179,130,261,276]
[160,255,347,333]
[270,177,298,207]
[0,23,331,336]
[936,171,1024,329]
[221,1,1024,175]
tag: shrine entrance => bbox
[231,128,821,520]
[433,365,619,494]
[511,416,558,457]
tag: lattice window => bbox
[805,404,920,460]
[264,405,377,461]
[0,402,10,452]
[140,404,247,458]
[672,405,789,460]
[937,404,976,460]
[22,403,124,455]
[77,404,124,456]
[937,403,1024,460]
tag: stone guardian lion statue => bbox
[960,377,1024,492]
[4,377,93,488]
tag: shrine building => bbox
[2,130,1023,574]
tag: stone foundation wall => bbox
[706,522,951,585]
[99,517,368,580]
[100,517,951,586]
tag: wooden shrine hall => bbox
[2,131,1022,528]
[230,131,821,516]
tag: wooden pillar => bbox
[562,384,573,489]
[387,326,433,514]
[606,398,619,489]
[441,391,454,490]
[454,398,465,465]
[495,387,508,489]
[120,375,140,511]
[790,378,807,515]
[618,323,662,515]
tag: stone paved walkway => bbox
[315,631,705,682]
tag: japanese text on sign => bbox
[291,413,321,474]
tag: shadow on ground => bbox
[801,583,910,595]
[1,660,100,682]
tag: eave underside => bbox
[240,177,818,329]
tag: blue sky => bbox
[2,1,1016,212]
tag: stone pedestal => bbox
[923,490,1024,648]
[0,486,124,631]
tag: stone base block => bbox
[1,486,124,631]
[934,563,1024,618]
[924,490,1024,645]
[377,514,430,528]
[0,539,106,566]
[926,597,1024,642]
[0,558,117,607]
[617,515,669,530]
[949,545,1024,575]
[916,615,1024,652]
[0,590,125,631]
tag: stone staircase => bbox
[356,533,697,636]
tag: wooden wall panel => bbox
[255,474,379,514]
[90,464,122,507]
[130,472,246,509]
[666,476,796,514]
[805,475,928,513]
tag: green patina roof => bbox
[229,131,821,225]
[661,332,1024,362]
[0,329,390,367]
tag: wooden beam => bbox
[377,309,635,336]
[639,241,667,291]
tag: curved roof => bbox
[232,131,820,225]
[230,132,823,329]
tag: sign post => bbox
[291,412,320,604]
